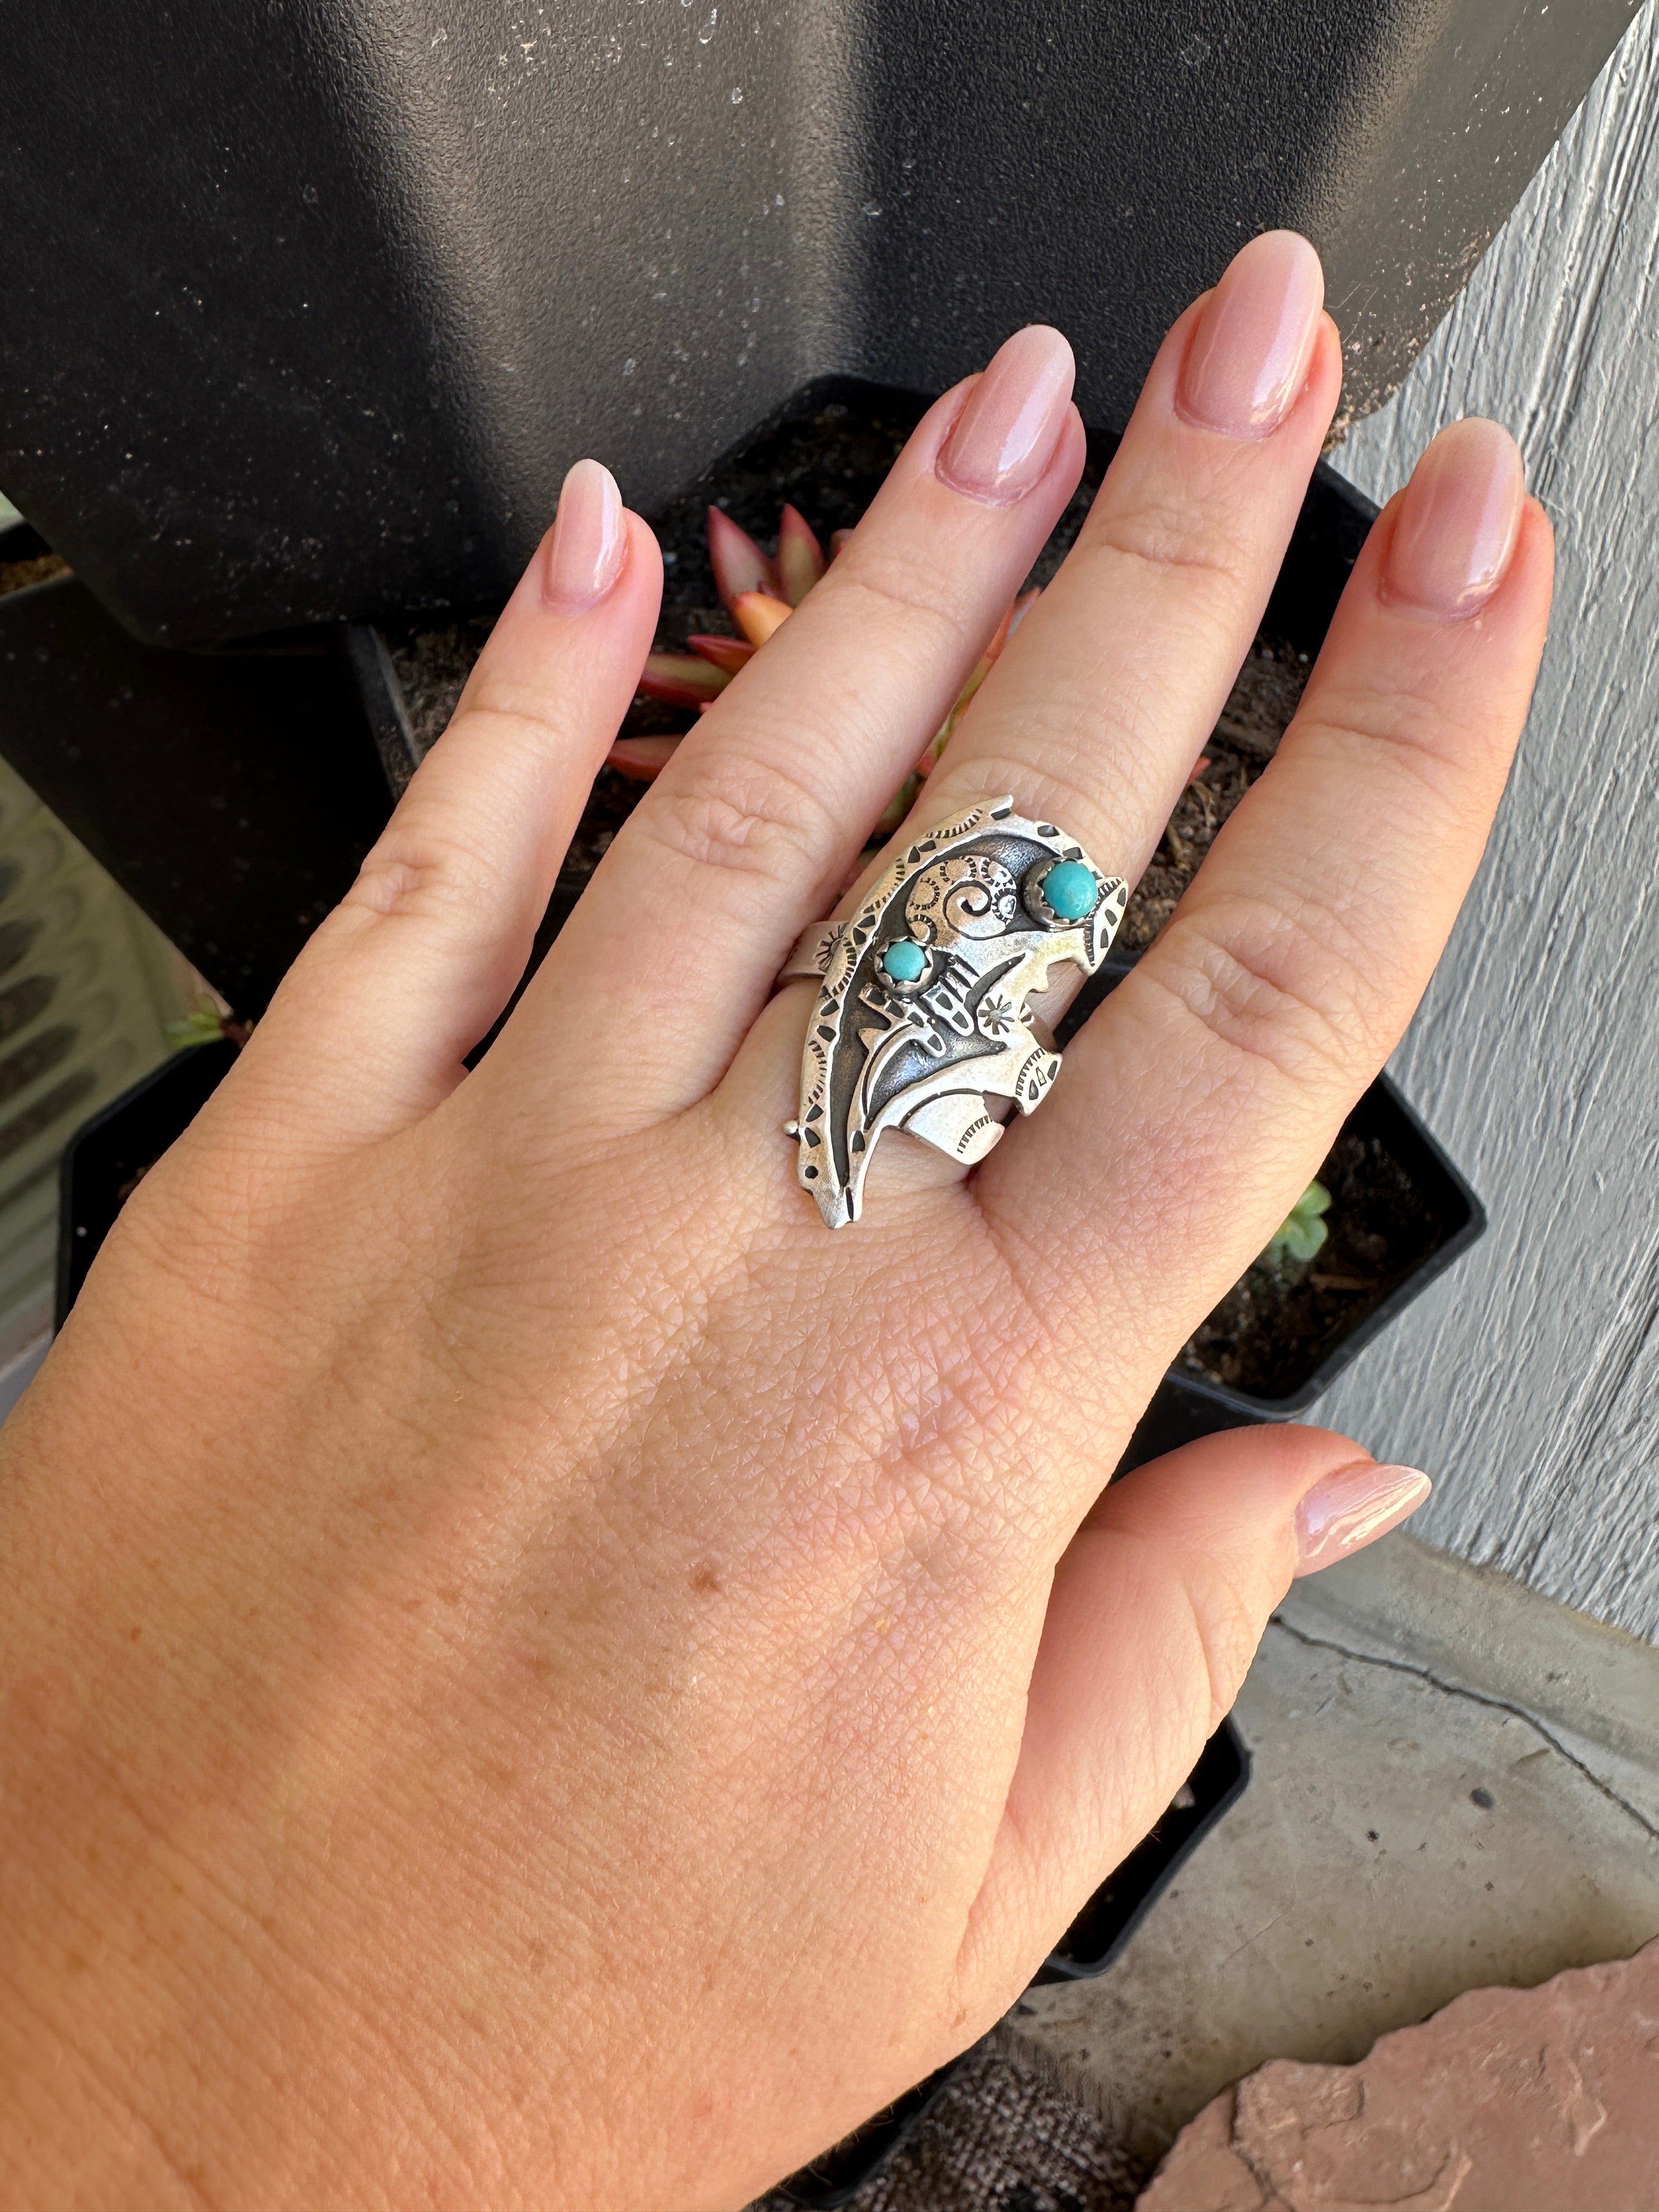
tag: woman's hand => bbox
[0,233,1551,2210]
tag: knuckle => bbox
[1079,485,1255,594]
[449,685,569,745]
[1149,889,1382,1092]
[929,716,1176,878]
[931,747,1127,854]
[1296,682,1511,797]
[346,820,505,935]
[832,559,978,653]
[1181,1558,1269,1729]
[634,748,840,890]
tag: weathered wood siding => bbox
[1330,3,1659,1639]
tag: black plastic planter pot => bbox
[0,518,393,1018]
[0,2,1637,646]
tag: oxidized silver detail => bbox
[779,920,845,982]
[787,798,1127,1228]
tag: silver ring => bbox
[778,798,1127,1228]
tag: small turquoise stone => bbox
[882,939,927,983]
[1042,861,1098,920]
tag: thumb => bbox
[962,1425,1430,1996]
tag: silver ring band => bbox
[777,920,846,984]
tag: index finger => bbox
[981,418,1554,1372]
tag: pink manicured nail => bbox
[545,458,627,610]
[1384,418,1525,619]
[1177,230,1324,439]
[1294,1463,1432,1576]
[937,326,1075,505]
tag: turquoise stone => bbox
[882,939,927,983]
[1042,861,1098,919]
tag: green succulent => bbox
[165,1008,230,1050]
[1263,1180,1331,1267]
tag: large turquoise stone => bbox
[1041,861,1098,919]
[882,939,927,983]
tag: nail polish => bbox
[545,457,627,610]
[1177,230,1324,439]
[1294,1462,1432,1576]
[1384,418,1524,619]
[937,325,1075,505]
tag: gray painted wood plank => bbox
[1328,3,1659,1639]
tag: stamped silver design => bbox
[784,799,1127,1228]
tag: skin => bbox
[0,239,1551,2210]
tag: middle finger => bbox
[722,232,1342,1224]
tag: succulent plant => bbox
[165,1002,252,1050]
[625,503,806,722]
[165,1008,232,1049]
[1262,1180,1333,1268]
[611,503,1036,824]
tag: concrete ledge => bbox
[1279,1533,1659,1825]
[1013,1532,1659,2178]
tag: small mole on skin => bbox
[129,1627,142,1641]
[690,1564,721,1594]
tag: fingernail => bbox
[937,326,1075,505]
[1384,418,1525,619]
[545,458,627,610]
[1177,230,1324,439]
[1294,1462,1432,1576]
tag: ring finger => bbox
[500,333,1088,1126]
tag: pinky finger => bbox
[228,462,662,1150]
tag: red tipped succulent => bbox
[625,502,834,742]
[635,652,730,708]
[732,590,792,646]
[616,501,1037,820]
[776,504,826,605]
[685,634,755,676]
